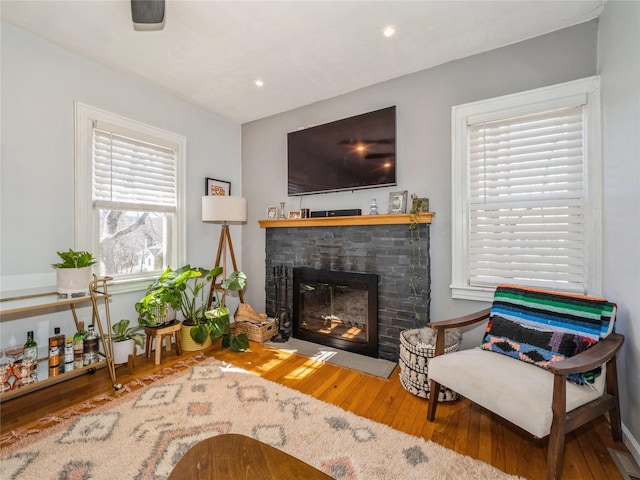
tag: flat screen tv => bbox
[287,106,396,196]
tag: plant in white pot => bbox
[110,319,145,365]
[52,249,97,297]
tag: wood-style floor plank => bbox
[0,340,628,480]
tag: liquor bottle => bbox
[73,321,86,369]
[83,324,99,365]
[48,338,60,377]
[23,330,38,381]
[54,327,65,373]
[64,337,74,373]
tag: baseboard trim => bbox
[623,422,640,468]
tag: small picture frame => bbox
[388,191,408,214]
[205,178,231,196]
[266,206,278,219]
[412,197,429,213]
[288,209,302,219]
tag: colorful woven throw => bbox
[481,285,616,384]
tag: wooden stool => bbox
[144,319,182,365]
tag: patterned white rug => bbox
[0,355,523,479]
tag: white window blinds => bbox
[92,120,177,212]
[467,105,586,292]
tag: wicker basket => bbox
[231,318,278,343]
[398,328,460,401]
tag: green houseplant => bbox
[110,319,145,365]
[204,270,250,352]
[148,265,249,352]
[135,267,185,327]
[52,248,97,297]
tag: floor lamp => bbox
[202,195,247,310]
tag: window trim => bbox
[74,102,187,294]
[451,77,602,302]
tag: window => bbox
[451,77,602,302]
[75,103,186,292]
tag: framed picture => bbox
[412,197,429,213]
[205,178,231,196]
[266,206,278,219]
[388,190,408,214]
[288,209,302,219]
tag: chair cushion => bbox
[428,348,605,438]
[481,285,616,384]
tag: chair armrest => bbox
[428,307,491,356]
[547,333,625,376]
[427,307,492,330]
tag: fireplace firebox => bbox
[293,267,378,357]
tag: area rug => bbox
[0,355,522,480]
[266,337,397,379]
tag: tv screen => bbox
[287,106,396,196]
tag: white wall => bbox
[242,17,640,457]
[242,20,598,331]
[0,22,242,349]
[599,0,640,463]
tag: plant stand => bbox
[398,328,459,401]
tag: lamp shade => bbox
[202,196,247,223]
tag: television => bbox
[287,106,396,196]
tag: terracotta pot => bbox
[180,322,212,351]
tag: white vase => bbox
[56,266,93,296]
[112,339,135,365]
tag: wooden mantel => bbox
[258,212,433,228]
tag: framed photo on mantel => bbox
[205,178,231,196]
[388,190,408,214]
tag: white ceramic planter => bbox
[56,266,93,297]
[112,339,135,365]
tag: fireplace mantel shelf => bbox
[259,212,434,229]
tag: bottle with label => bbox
[48,338,60,377]
[23,330,38,381]
[64,337,74,373]
[83,324,99,365]
[73,321,86,369]
[53,327,66,373]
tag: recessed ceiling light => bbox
[383,26,396,38]
[255,79,264,87]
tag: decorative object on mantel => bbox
[369,198,379,215]
[202,195,247,310]
[388,190,408,214]
[51,249,97,297]
[278,201,286,219]
[399,327,461,401]
[266,206,277,219]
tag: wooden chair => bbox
[426,286,625,480]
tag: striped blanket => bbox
[481,285,616,384]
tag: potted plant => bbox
[135,268,184,327]
[204,270,250,352]
[110,319,145,365]
[52,248,97,297]
[162,265,248,352]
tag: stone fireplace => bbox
[261,214,432,362]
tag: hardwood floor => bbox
[1,340,628,479]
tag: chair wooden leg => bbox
[547,374,567,480]
[606,356,623,441]
[427,379,440,421]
